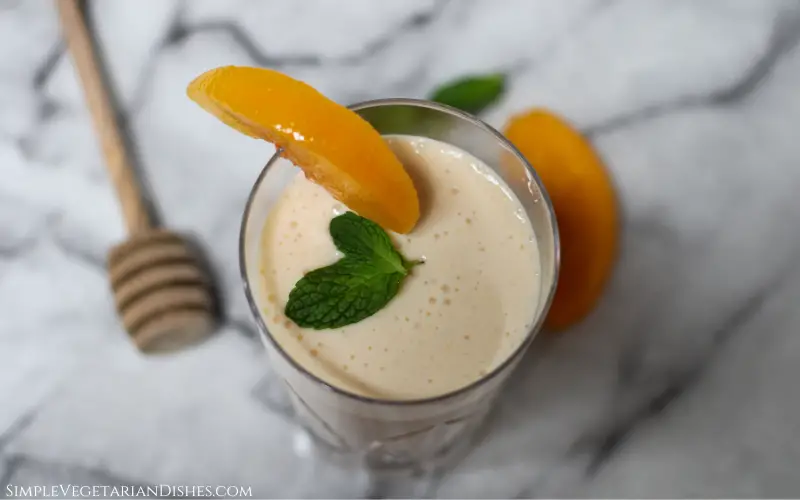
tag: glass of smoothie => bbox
[240,98,559,469]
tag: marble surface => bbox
[2,0,800,497]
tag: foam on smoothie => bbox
[258,135,541,400]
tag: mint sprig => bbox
[430,73,506,115]
[285,212,421,329]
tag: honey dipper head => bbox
[107,229,218,353]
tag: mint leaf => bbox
[329,212,405,272]
[285,212,421,329]
[429,73,506,115]
[284,260,404,329]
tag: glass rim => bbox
[239,97,561,407]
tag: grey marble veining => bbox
[2,0,800,497]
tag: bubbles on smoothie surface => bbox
[256,135,541,399]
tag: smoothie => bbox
[259,135,542,400]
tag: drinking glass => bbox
[240,99,559,470]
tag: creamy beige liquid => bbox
[259,136,541,400]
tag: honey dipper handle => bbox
[56,0,151,234]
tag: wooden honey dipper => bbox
[57,0,218,353]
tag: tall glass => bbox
[240,99,559,469]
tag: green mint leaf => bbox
[285,260,404,329]
[429,73,506,115]
[285,212,421,329]
[329,211,405,273]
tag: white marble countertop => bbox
[3,0,800,497]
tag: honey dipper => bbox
[57,0,218,353]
